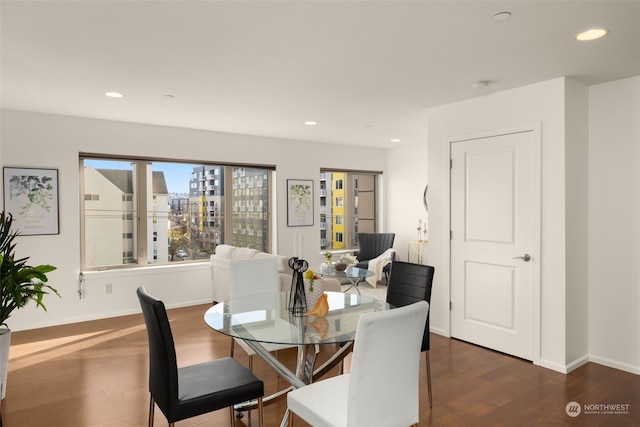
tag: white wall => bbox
[425,78,582,373]
[385,143,429,254]
[0,110,386,331]
[588,76,640,374]
[564,78,590,368]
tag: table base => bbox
[233,340,353,424]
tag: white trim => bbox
[589,355,640,376]
[448,122,542,365]
[539,358,571,374]
[81,260,210,279]
[566,355,590,373]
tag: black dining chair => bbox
[136,287,264,427]
[386,261,435,408]
[355,232,396,283]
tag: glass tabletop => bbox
[204,291,388,346]
[320,265,375,280]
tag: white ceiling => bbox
[2,1,639,148]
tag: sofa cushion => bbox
[215,244,236,259]
[233,247,260,259]
[255,252,291,275]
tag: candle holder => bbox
[288,257,308,317]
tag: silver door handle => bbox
[512,254,531,262]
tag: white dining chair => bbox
[229,257,295,369]
[286,299,429,427]
[322,277,342,292]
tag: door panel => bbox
[466,149,515,243]
[451,131,534,360]
[465,261,515,330]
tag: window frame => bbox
[80,153,275,271]
[319,169,381,251]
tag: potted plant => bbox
[323,251,333,265]
[0,211,58,399]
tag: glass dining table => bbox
[204,291,388,424]
[320,265,375,294]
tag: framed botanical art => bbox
[287,179,313,227]
[3,167,60,235]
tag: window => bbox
[81,156,273,270]
[319,170,379,250]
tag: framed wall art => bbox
[287,179,313,227]
[3,167,60,235]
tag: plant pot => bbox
[305,279,325,311]
[0,328,11,400]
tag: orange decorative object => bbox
[304,293,329,317]
[307,317,329,339]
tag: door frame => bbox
[448,123,542,365]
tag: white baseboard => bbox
[11,298,214,332]
[539,354,639,376]
[566,355,590,373]
[538,358,570,374]
[430,326,448,337]
[589,355,640,375]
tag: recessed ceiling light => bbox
[575,28,608,41]
[105,91,124,98]
[390,138,401,143]
[304,121,318,126]
[493,12,511,21]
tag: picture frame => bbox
[287,179,313,227]
[3,167,60,235]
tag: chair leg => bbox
[287,410,294,427]
[425,350,433,408]
[228,348,253,421]
[257,396,264,427]
[230,406,235,427]
[148,395,155,427]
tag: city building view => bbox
[320,171,377,250]
[82,160,270,269]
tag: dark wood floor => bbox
[3,303,639,426]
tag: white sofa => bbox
[210,244,293,303]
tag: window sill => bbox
[319,248,357,256]
[82,261,210,279]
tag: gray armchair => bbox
[355,232,396,283]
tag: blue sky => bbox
[84,159,195,194]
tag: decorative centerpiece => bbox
[304,269,324,309]
[304,293,329,318]
[336,254,358,271]
[288,257,308,316]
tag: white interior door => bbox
[450,130,536,360]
